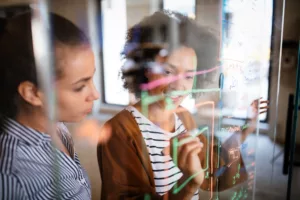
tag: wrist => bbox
[168,174,201,200]
[179,175,201,194]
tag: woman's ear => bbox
[18,81,43,107]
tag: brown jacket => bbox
[97,108,247,199]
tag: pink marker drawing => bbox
[140,66,219,91]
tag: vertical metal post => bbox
[31,0,60,198]
[87,0,102,114]
[283,94,294,175]
[31,0,56,125]
[286,40,300,200]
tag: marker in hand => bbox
[161,128,204,156]
[161,128,205,187]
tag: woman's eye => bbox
[164,70,172,75]
[73,85,85,92]
[186,75,194,80]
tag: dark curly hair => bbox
[121,10,219,98]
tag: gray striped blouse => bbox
[0,118,91,200]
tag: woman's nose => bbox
[170,80,186,91]
[88,82,100,101]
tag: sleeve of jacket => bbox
[97,112,163,200]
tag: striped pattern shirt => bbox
[126,106,199,199]
[0,118,91,200]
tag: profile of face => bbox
[55,46,100,122]
[17,45,99,123]
[147,46,197,108]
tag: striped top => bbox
[126,106,199,199]
[0,117,91,200]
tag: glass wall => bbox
[1,0,296,200]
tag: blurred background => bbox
[0,0,299,199]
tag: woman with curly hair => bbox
[97,10,220,200]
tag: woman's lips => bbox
[84,108,93,114]
[169,96,183,103]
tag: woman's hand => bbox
[163,133,204,188]
[241,98,269,141]
[248,97,269,120]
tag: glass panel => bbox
[0,0,289,200]
[100,0,276,199]
[222,0,273,121]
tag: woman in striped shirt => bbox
[0,12,99,199]
[98,11,219,199]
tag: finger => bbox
[259,100,269,104]
[178,143,203,168]
[177,140,203,165]
[177,139,201,157]
[176,137,201,157]
[259,107,269,114]
[170,133,190,143]
[177,135,200,147]
[259,110,267,114]
[169,133,198,156]
[190,144,202,155]
[165,134,190,156]
[259,106,269,109]
[190,142,203,155]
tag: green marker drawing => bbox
[172,127,210,194]
[174,127,210,171]
[140,88,220,108]
[231,192,237,200]
[166,97,175,110]
[141,91,149,117]
[177,127,208,146]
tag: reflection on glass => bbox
[222,0,273,120]
[0,0,283,199]
[96,6,272,199]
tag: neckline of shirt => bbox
[126,106,183,137]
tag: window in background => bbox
[101,0,129,105]
[163,0,196,19]
[101,0,196,106]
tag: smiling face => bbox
[147,46,197,108]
